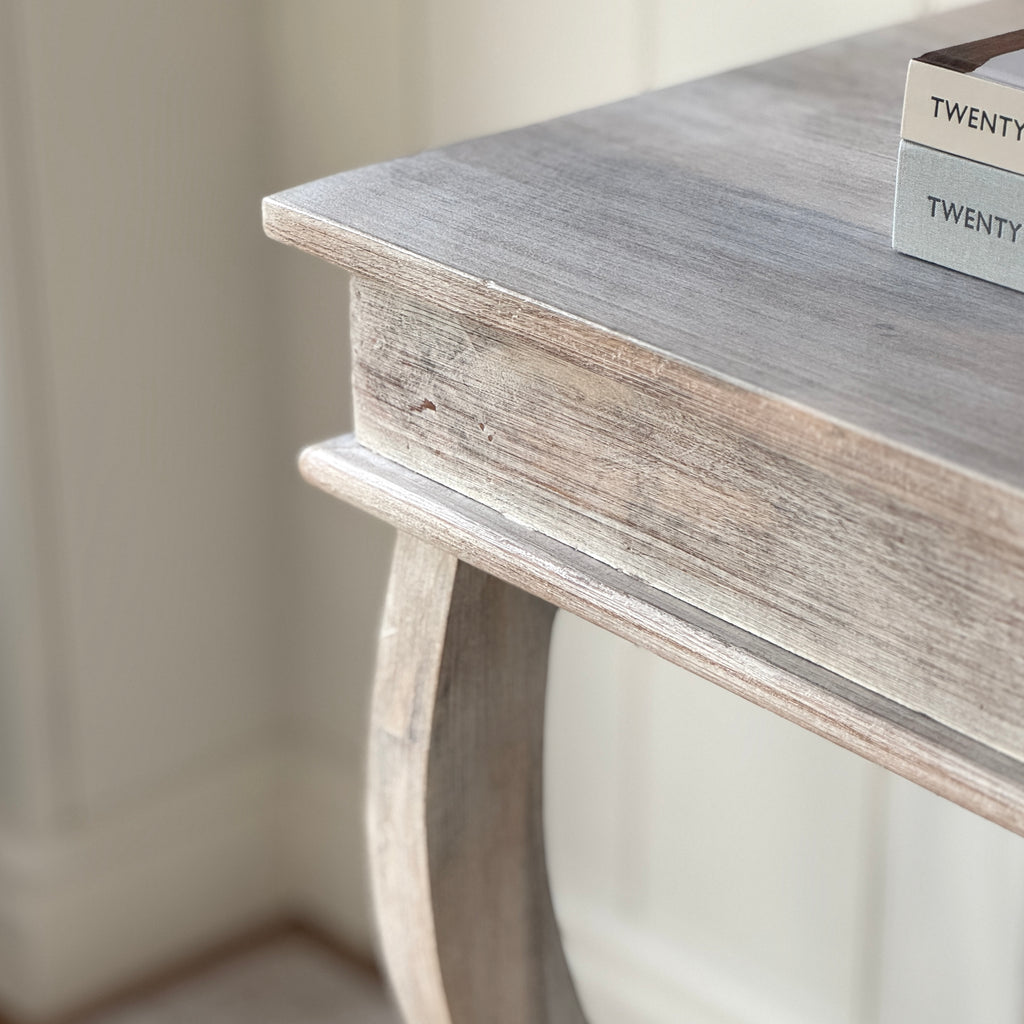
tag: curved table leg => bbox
[368,532,588,1024]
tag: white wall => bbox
[546,614,1024,1024]
[0,0,68,838]
[259,1,405,948]
[0,0,1003,1021]
[0,2,286,1016]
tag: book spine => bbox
[901,59,1024,175]
[893,139,1024,294]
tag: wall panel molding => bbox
[0,0,79,832]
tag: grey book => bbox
[893,138,1024,293]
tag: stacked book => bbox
[893,29,1024,292]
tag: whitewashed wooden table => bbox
[265,3,1024,1020]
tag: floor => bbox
[73,933,401,1024]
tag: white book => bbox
[902,29,1024,175]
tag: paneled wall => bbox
[0,0,1001,1020]
[0,1,289,1015]
[547,616,1024,1024]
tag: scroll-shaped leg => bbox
[368,532,588,1024]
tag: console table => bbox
[264,2,1024,1020]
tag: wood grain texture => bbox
[265,1,1024,490]
[306,436,1024,840]
[350,273,1024,764]
[265,0,1024,765]
[368,531,586,1024]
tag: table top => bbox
[266,0,1023,496]
[265,0,1024,835]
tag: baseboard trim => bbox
[3,918,381,1024]
[0,748,285,1021]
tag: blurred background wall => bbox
[0,1,1018,1022]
